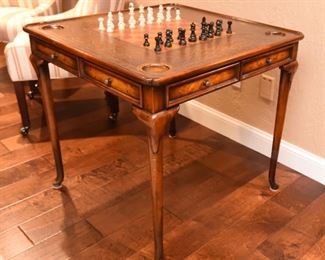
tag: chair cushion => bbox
[5,31,73,82]
[0,7,35,42]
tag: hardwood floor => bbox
[0,42,324,260]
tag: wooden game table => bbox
[24,4,303,259]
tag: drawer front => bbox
[241,46,293,78]
[34,42,78,73]
[82,61,142,106]
[167,63,240,107]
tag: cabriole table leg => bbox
[269,61,298,191]
[30,54,65,189]
[132,106,179,260]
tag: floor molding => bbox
[179,100,325,185]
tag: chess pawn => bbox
[143,33,150,47]
[175,9,181,20]
[166,6,172,22]
[227,21,233,34]
[98,17,105,31]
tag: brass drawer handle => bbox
[266,58,273,65]
[203,79,211,87]
[50,53,58,60]
[103,78,112,85]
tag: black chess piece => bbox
[169,29,174,42]
[143,33,150,47]
[208,22,214,38]
[177,28,182,40]
[217,19,223,31]
[227,21,233,34]
[215,20,222,36]
[199,23,208,41]
[179,29,187,46]
[158,32,164,44]
[188,22,197,42]
[201,17,207,30]
[154,36,161,52]
[165,30,172,48]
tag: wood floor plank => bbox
[301,235,325,260]
[0,142,8,156]
[257,192,325,259]
[187,200,294,259]
[0,227,33,259]
[130,168,300,259]
[11,220,103,260]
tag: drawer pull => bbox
[103,78,112,85]
[266,58,273,65]
[50,53,57,60]
[203,79,211,87]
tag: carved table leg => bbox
[168,116,177,138]
[269,61,298,191]
[105,91,119,121]
[30,54,64,189]
[132,106,179,260]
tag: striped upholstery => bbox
[5,0,126,82]
[0,0,61,42]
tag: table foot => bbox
[132,106,179,260]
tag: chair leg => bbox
[26,80,39,99]
[14,82,30,136]
[105,91,119,121]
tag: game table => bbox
[24,4,304,259]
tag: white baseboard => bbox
[179,100,325,185]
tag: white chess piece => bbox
[118,12,125,30]
[138,5,146,27]
[157,5,165,22]
[98,17,105,31]
[128,2,136,28]
[107,12,114,32]
[175,9,181,20]
[147,7,154,24]
[166,6,172,22]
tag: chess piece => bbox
[217,19,223,31]
[208,22,214,38]
[107,12,114,32]
[199,21,208,41]
[144,33,150,47]
[154,36,161,52]
[139,5,146,27]
[147,7,154,24]
[118,12,125,31]
[175,9,181,20]
[169,29,174,42]
[179,29,186,46]
[188,22,197,42]
[227,21,233,34]
[165,29,172,47]
[158,5,165,20]
[158,32,164,45]
[177,27,182,40]
[98,17,105,31]
[215,28,221,37]
[128,3,136,28]
[166,6,172,22]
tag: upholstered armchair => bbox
[0,0,61,43]
[4,0,126,135]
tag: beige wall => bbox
[134,0,325,158]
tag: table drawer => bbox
[34,42,78,73]
[82,61,142,106]
[167,63,240,107]
[241,46,294,78]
